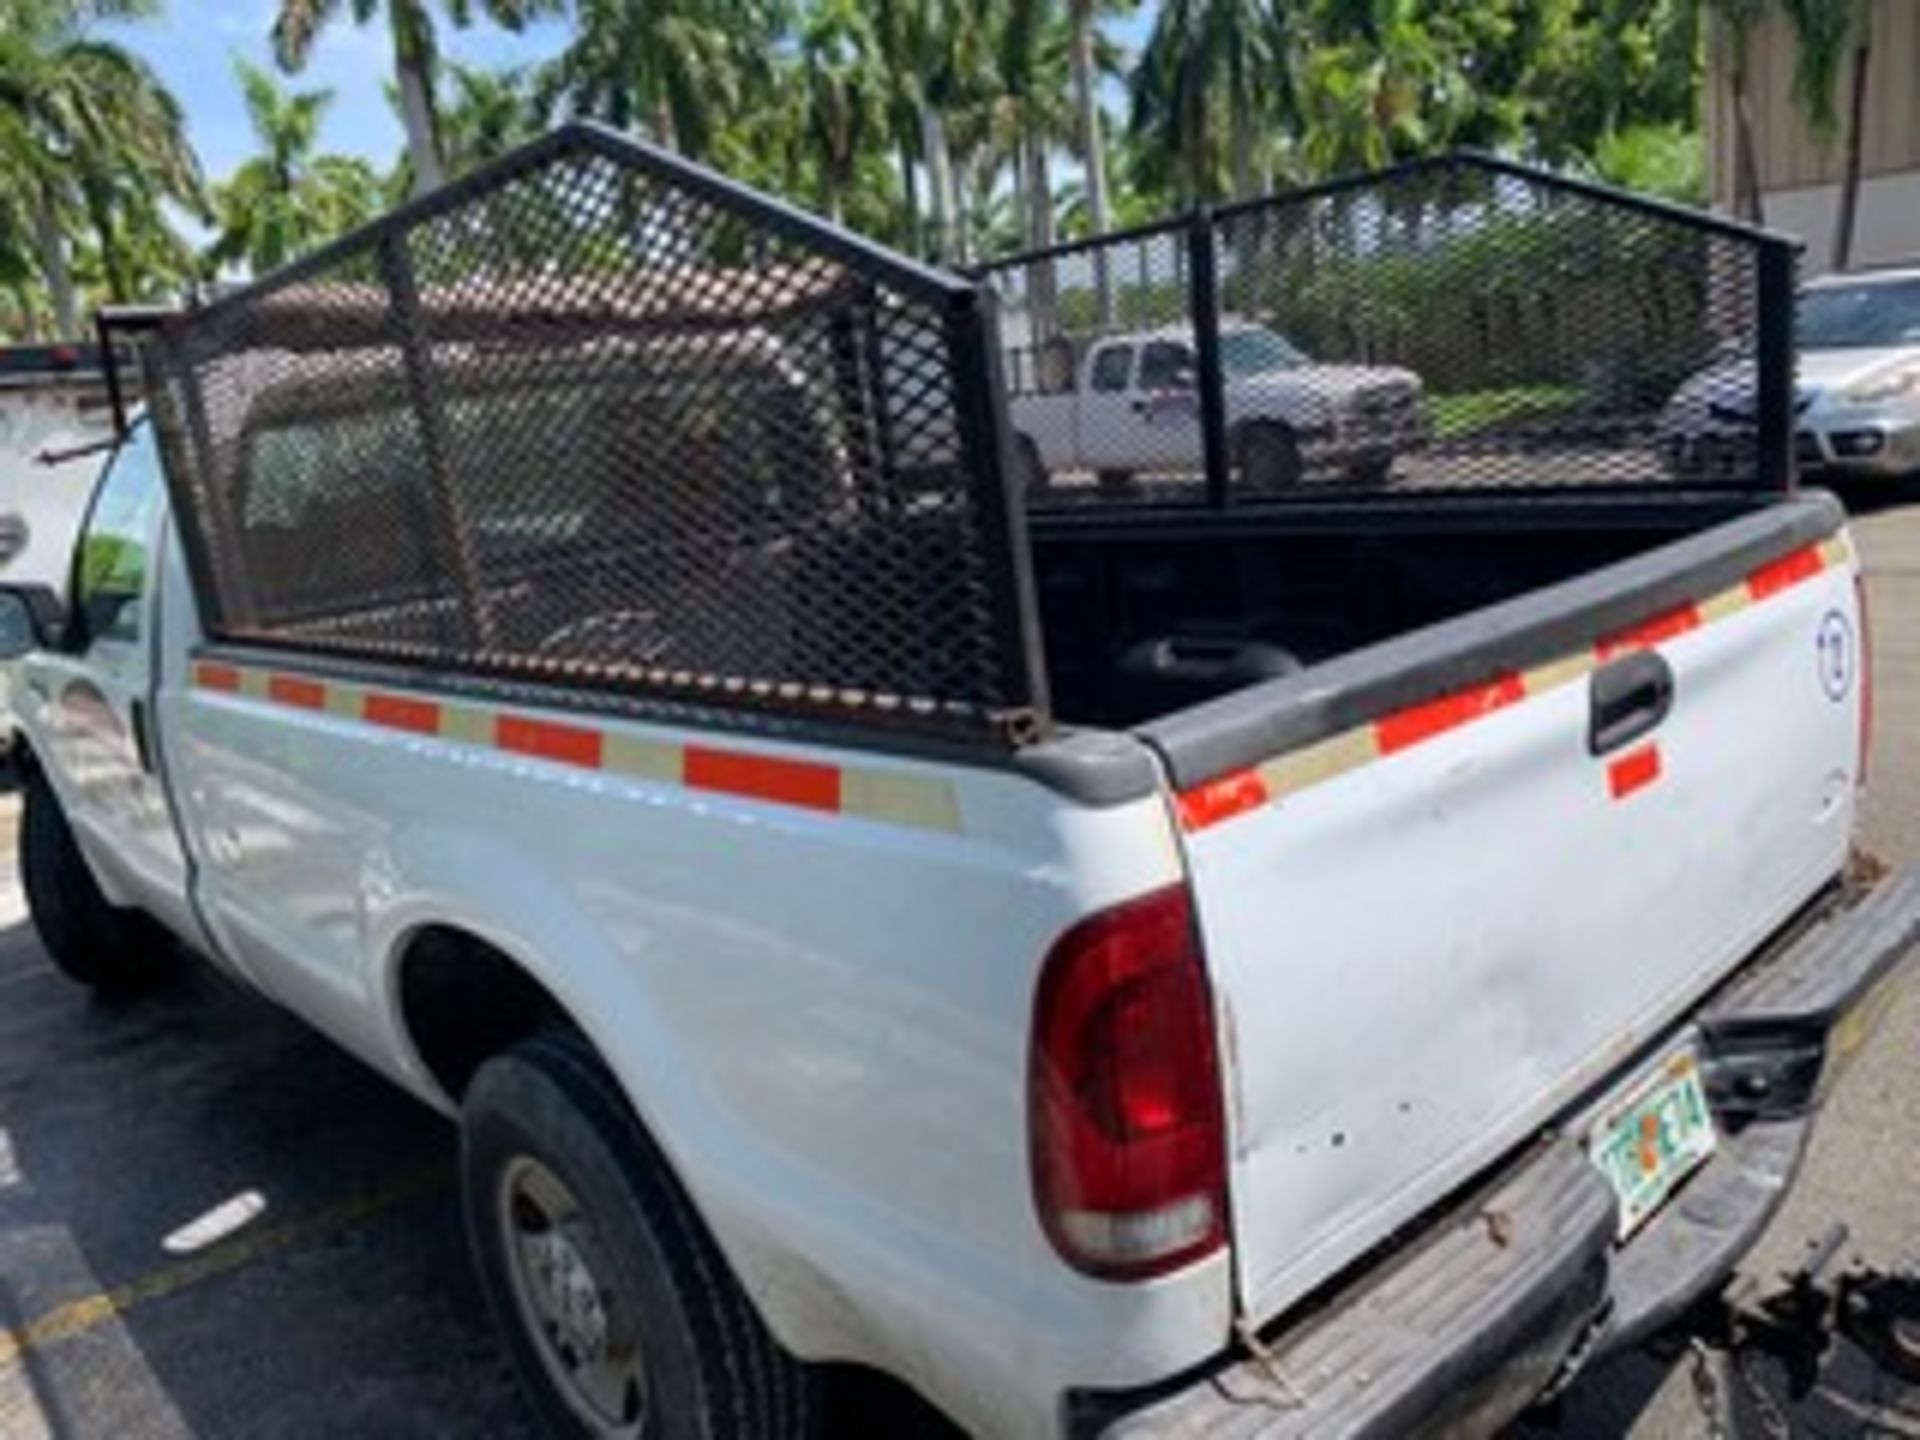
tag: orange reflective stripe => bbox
[267,674,327,710]
[1747,544,1825,600]
[195,663,241,693]
[685,746,840,812]
[497,714,604,770]
[182,661,959,832]
[1374,673,1525,756]
[1176,768,1271,832]
[1597,603,1702,661]
[362,692,441,735]
[1159,533,1850,834]
[1608,743,1662,800]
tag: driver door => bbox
[24,421,197,941]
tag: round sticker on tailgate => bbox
[1818,608,1854,702]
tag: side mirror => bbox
[0,584,66,660]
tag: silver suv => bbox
[1660,265,1920,480]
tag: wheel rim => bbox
[496,1155,648,1438]
[1246,429,1298,487]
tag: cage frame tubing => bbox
[972,210,1192,279]
[1208,149,1803,249]
[946,283,1052,737]
[159,343,245,630]
[1755,238,1802,494]
[989,150,1801,277]
[170,122,972,334]
[379,233,493,649]
[1186,210,1233,511]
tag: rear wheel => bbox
[1014,434,1049,495]
[1237,422,1302,490]
[19,768,169,991]
[1345,454,1395,486]
[462,1029,815,1440]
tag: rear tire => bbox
[19,768,169,991]
[462,1029,815,1440]
[1237,422,1303,490]
[1014,434,1049,495]
[1345,454,1394,486]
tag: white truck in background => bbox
[1006,322,1430,492]
[3,127,1917,1440]
[0,344,123,749]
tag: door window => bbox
[1090,345,1135,393]
[74,422,166,647]
[1138,341,1196,392]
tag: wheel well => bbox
[1233,416,1295,444]
[397,926,573,1103]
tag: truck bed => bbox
[1029,493,1770,728]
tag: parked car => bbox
[1659,265,1920,481]
[2,126,1916,1440]
[1007,321,1429,491]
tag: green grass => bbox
[1431,385,1585,439]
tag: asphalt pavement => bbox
[0,494,1917,1438]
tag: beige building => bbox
[1707,0,1918,274]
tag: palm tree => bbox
[1705,0,1772,225]
[798,0,882,227]
[272,0,554,197]
[1066,0,1122,240]
[880,0,991,262]
[0,187,44,339]
[1129,0,1285,205]
[534,0,770,159]
[1779,0,1872,269]
[387,60,540,195]
[440,61,541,172]
[1288,0,1461,178]
[0,0,204,336]
[206,60,383,277]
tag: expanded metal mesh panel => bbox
[144,125,1041,742]
[983,155,1795,508]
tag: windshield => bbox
[1798,280,1920,349]
[1219,327,1310,377]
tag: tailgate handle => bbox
[1589,650,1674,756]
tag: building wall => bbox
[1757,171,1920,274]
[1706,0,1920,273]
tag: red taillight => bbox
[1029,886,1226,1280]
[1856,572,1874,784]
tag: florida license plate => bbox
[1588,1047,1717,1239]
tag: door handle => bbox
[130,696,155,774]
[1588,650,1674,756]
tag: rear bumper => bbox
[1077,871,1920,1439]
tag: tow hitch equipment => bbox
[1684,1223,1920,1436]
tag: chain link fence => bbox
[982,154,1799,509]
[143,124,1046,746]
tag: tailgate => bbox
[1141,494,1863,1324]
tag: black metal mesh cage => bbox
[144,124,1045,745]
[983,153,1798,508]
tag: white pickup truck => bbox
[0,343,122,751]
[4,126,1917,1440]
[1006,322,1429,491]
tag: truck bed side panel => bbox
[153,655,1228,1438]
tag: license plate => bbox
[1588,1048,1717,1239]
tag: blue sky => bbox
[107,3,578,183]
